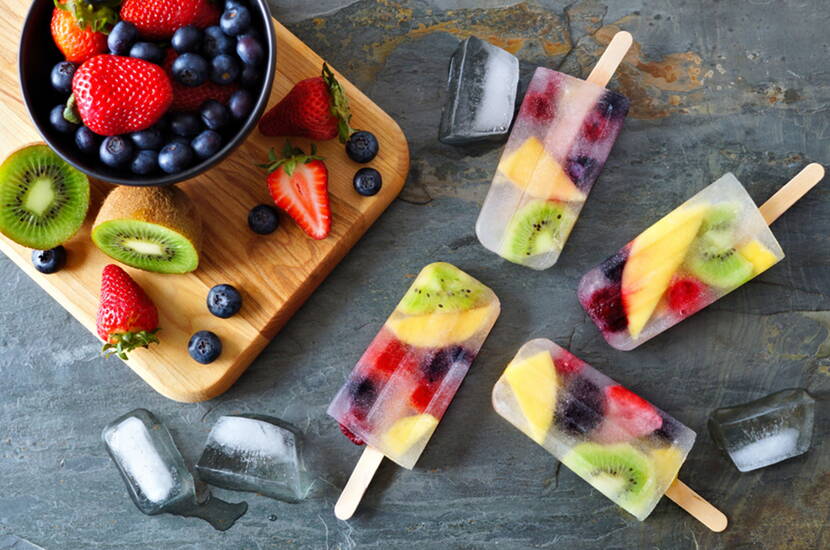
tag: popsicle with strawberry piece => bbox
[493,338,727,529]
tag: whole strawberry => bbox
[259,143,331,240]
[163,50,238,111]
[51,0,118,63]
[72,55,173,136]
[96,264,160,360]
[259,64,353,143]
[120,0,220,40]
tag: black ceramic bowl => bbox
[19,0,276,186]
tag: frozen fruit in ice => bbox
[599,246,630,284]
[597,385,663,442]
[738,239,779,274]
[361,330,416,377]
[667,276,707,316]
[381,414,439,456]
[566,156,601,190]
[498,137,585,202]
[339,423,364,446]
[503,350,558,444]
[584,285,627,333]
[555,376,604,436]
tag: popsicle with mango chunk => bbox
[329,262,500,519]
[578,164,824,350]
[493,339,727,529]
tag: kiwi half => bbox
[92,186,202,274]
[562,442,656,517]
[501,200,575,263]
[686,203,753,289]
[397,262,485,314]
[0,144,89,249]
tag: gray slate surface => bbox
[2,1,829,548]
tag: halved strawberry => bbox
[360,329,416,377]
[667,276,707,317]
[596,385,663,442]
[259,143,331,240]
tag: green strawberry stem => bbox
[102,328,160,360]
[258,141,325,177]
[322,63,354,143]
[54,0,121,34]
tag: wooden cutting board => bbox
[0,7,409,402]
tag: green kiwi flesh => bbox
[686,203,753,288]
[397,262,486,314]
[502,200,575,263]
[0,144,89,249]
[562,443,655,517]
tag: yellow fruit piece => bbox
[738,239,779,274]
[622,204,708,338]
[503,351,558,444]
[498,137,586,202]
[387,304,497,348]
[650,446,685,483]
[382,414,439,457]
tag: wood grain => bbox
[0,6,410,402]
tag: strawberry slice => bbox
[361,329,416,377]
[596,385,663,442]
[667,276,707,317]
[260,143,331,240]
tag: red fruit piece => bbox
[120,0,220,40]
[260,142,331,240]
[585,285,627,333]
[667,276,707,317]
[600,385,663,441]
[73,55,173,136]
[582,110,611,142]
[96,264,160,359]
[361,330,416,377]
[259,63,353,142]
[551,348,585,375]
[339,423,365,446]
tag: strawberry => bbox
[51,0,117,63]
[72,54,173,136]
[260,143,331,240]
[120,0,220,40]
[163,50,238,111]
[339,423,365,446]
[96,264,160,360]
[259,64,353,143]
[360,329,417,377]
[596,385,663,442]
[667,276,707,316]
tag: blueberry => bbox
[99,135,134,168]
[353,167,383,196]
[596,91,630,120]
[172,53,209,87]
[236,35,264,65]
[50,61,76,93]
[31,246,66,274]
[188,330,222,364]
[203,26,235,57]
[566,156,600,189]
[170,112,203,137]
[108,21,138,55]
[199,99,231,130]
[421,346,468,383]
[247,204,279,234]
[131,150,159,175]
[599,248,630,283]
[240,64,261,88]
[220,6,252,36]
[207,283,242,318]
[158,142,194,174]
[347,376,377,415]
[75,126,98,155]
[171,25,203,53]
[228,89,254,120]
[130,125,165,150]
[210,53,240,84]
[129,42,165,64]
[555,377,604,436]
[652,412,680,445]
[49,105,78,133]
[345,131,379,163]
[191,129,223,159]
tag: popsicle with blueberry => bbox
[493,339,727,529]
[476,31,633,270]
[578,163,824,350]
[328,262,500,520]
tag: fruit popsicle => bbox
[476,32,632,270]
[329,262,500,519]
[493,339,726,529]
[579,163,824,350]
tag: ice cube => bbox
[439,36,519,145]
[0,535,45,549]
[103,409,247,530]
[196,415,310,502]
[708,388,815,472]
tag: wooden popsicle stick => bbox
[665,478,728,532]
[759,163,825,225]
[334,446,385,521]
[586,31,634,87]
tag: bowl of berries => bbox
[19,0,277,186]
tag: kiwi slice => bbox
[92,186,202,274]
[562,442,656,517]
[685,202,753,289]
[502,200,575,263]
[699,202,741,234]
[398,262,485,314]
[0,144,89,249]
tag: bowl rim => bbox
[18,0,277,187]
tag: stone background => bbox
[1,1,829,548]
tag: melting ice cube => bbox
[708,388,816,472]
[196,415,310,502]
